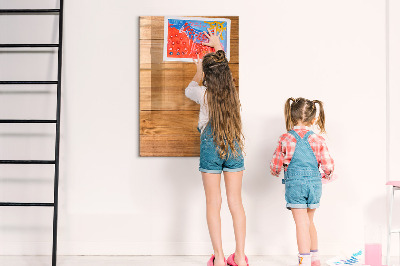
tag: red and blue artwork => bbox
[163,17,231,62]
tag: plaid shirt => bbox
[270,126,334,179]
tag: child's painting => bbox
[163,16,231,62]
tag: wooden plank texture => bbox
[140,111,200,157]
[139,16,239,157]
[140,111,199,135]
[140,135,200,157]
[140,86,198,111]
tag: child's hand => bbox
[321,173,338,184]
[270,169,278,177]
[192,54,203,84]
[202,28,223,51]
[193,54,202,73]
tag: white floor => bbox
[0,256,322,266]
[0,256,397,266]
[0,256,323,266]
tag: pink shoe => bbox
[227,253,249,266]
[207,254,227,266]
[311,260,320,266]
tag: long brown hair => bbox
[202,50,244,158]
[284,97,326,133]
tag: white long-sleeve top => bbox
[185,81,209,132]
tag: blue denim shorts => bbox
[199,126,244,174]
[284,178,322,209]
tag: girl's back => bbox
[270,126,334,179]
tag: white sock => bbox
[298,254,311,266]
[311,250,319,262]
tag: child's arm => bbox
[192,54,203,84]
[202,28,223,51]
[319,138,335,179]
[185,56,206,104]
[185,80,205,104]
[270,136,286,177]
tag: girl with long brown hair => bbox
[270,98,335,266]
[185,28,248,266]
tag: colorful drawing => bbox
[163,16,231,62]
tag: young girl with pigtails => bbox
[270,98,335,266]
[185,28,248,266]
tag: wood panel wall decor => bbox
[140,16,239,157]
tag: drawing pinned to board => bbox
[163,16,231,62]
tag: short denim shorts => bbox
[284,178,322,209]
[199,126,244,174]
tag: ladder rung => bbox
[0,9,60,14]
[0,160,55,164]
[0,202,54,207]
[0,81,58,84]
[0,44,59,48]
[0,119,56,123]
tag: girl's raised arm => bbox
[192,54,203,84]
[185,55,205,104]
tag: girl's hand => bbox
[192,54,203,84]
[194,54,202,73]
[202,28,223,51]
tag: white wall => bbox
[0,0,389,257]
[388,0,400,257]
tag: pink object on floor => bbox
[365,243,382,266]
[321,173,338,184]
[227,253,249,266]
[207,254,227,266]
[386,181,400,187]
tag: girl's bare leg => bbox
[202,172,225,266]
[307,209,318,251]
[224,171,247,266]
[291,208,311,254]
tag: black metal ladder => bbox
[0,2,64,266]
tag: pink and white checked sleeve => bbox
[318,137,335,179]
[270,135,286,177]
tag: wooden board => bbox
[139,16,239,157]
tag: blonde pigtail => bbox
[285,98,295,131]
[313,100,326,133]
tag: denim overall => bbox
[283,130,322,210]
[198,125,244,174]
